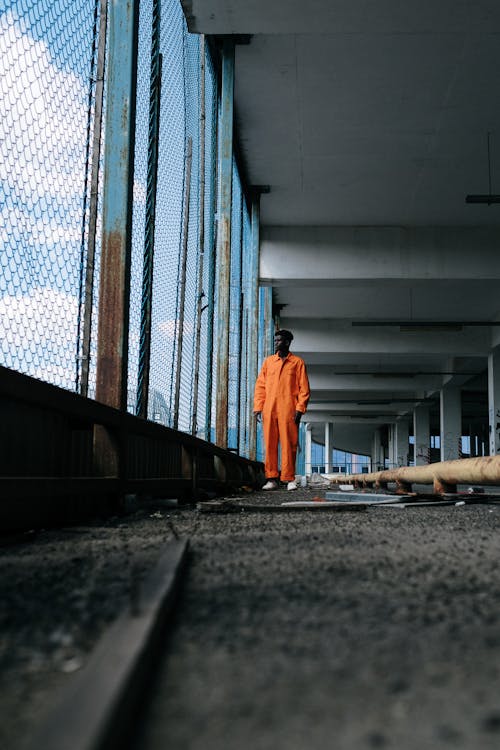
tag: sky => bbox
[1,7,93,388]
[1,5,149,395]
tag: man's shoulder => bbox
[289,352,306,365]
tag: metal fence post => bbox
[248,192,260,460]
[94,0,139,480]
[95,0,139,412]
[215,38,234,448]
[79,0,108,397]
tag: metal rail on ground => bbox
[24,539,188,750]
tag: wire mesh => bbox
[1,1,100,389]
[2,0,258,458]
[137,0,187,426]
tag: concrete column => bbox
[440,386,462,461]
[324,422,333,472]
[413,404,430,465]
[488,350,500,455]
[371,428,382,471]
[305,424,312,476]
[395,418,409,467]
[296,422,307,476]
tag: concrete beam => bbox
[285,319,491,357]
[305,413,397,424]
[307,404,419,415]
[307,370,443,392]
[261,227,500,285]
[181,1,500,35]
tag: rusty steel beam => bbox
[95,0,139,411]
[345,455,500,495]
[215,38,235,448]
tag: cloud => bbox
[0,11,93,388]
[0,289,79,389]
[0,12,149,392]
[0,11,89,204]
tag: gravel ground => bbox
[3,487,500,749]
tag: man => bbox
[253,329,310,491]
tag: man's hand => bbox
[253,410,262,423]
[294,411,302,425]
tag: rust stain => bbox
[95,230,127,410]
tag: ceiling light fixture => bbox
[466,131,500,204]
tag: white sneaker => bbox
[287,481,298,491]
[262,480,278,490]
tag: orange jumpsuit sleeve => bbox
[295,359,310,413]
[253,358,268,412]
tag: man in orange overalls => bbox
[253,329,310,491]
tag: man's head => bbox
[274,329,293,356]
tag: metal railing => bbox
[0,364,264,529]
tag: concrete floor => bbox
[128,488,500,750]
[3,487,500,749]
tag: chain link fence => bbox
[1,1,101,389]
[1,0,261,458]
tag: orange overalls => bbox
[253,352,310,482]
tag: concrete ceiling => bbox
[182,1,500,455]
